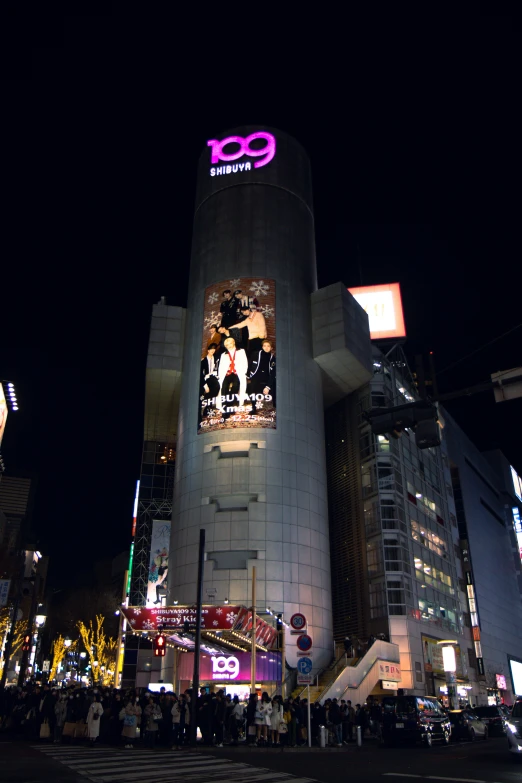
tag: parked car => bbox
[506,701,522,755]
[474,705,506,737]
[448,710,488,741]
[382,696,451,747]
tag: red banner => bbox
[121,605,242,631]
[233,607,278,648]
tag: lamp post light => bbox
[64,637,72,648]
[437,640,459,710]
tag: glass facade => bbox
[357,355,461,636]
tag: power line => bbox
[437,323,522,376]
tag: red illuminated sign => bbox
[348,283,406,340]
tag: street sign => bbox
[297,657,313,675]
[297,674,313,685]
[296,649,313,656]
[296,634,313,653]
[290,612,307,631]
[0,579,11,607]
[42,660,50,672]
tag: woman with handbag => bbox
[254,692,272,745]
[143,695,162,749]
[87,695,104,746]
[270,694,285,746]
[121,698,141,749]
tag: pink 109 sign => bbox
[207,131,276,177]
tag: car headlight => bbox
[507,722,520,736]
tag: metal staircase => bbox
[292,644,359,702]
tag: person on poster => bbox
[219,289,241,329]
[217,324,246,351]
[207,323,222,351]
[200,343,220,418]
[234,289,259,311]
[217,336,249,416]
[230,306,267,356]
[247,340,276,414]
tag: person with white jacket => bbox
[229,696,244,746]
[87,696,104,746]
[217,337,249,414]
[254,692,273,744]
[270,695,285,746]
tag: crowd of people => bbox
[0,681,384,749]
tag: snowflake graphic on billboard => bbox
[226,612,238,625]
[213,620,219,626]
[216,608,223,615]
[250,280,270,297]
[142,619,156,630]
[208,292,218,305]
[255,400,264,409]
[204,311,219,329]
[229,278,241,288]
[260,304,274,318]
[132,607,142,616]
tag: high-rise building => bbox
[325,345,479,702]
[444,419,522,705]
[166,128,372,670]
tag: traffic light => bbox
[154,634,166,657]
[22,634,31,652]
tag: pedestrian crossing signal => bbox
[154,634,166,657]
[22,634,31,652]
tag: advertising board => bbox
[0,384,7,446]
[198,278,276,433]
[121,605,241,632]
[177,650,282,683]
[348,282,406,340]
[147,520,171,605]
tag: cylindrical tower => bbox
[169,126,333,668]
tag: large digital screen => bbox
[510,659,522,696]
[147,520,170,606]
[0,384,8,446]
[348,282,406,340]
[198,278,276,433]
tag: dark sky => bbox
[2,12,520,588]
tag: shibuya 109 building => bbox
[125,126,522,707]
[165,126,373,673]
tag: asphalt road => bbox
[2,736,521,783]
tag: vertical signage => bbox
[198,278,276,433]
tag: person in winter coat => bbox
[245,694,257,745]
[213,691,226,747]
[270,695,284,746]
[171,694,189,749]
[284,698,297,747]
[54,694,67,744]
[329,698,343,746]
[254,692,272,744]
[121,698,142,749]
[87,695,104,745]
[143,696,162,749]
[229,696,244,745]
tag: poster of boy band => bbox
[198,278,276,433]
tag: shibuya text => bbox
[210,161,252,177]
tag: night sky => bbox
[2,13,520,589]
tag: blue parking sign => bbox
[297,657,313,675]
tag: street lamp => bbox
[64,637,72,648]
[437,639,459,710]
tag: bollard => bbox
[319,725,326,748]
[357,725,362,747]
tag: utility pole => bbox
[251,567,256,693]
[189,529,205,746]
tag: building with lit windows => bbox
[444,419,522,705]
[325,345,480,704]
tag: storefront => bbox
[422,634,471,705]
[176,650,282,697]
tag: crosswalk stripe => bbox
[32,745,318,783]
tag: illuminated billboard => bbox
[510,659,522,696]
[147,520,170,606]
[198,278,276,434]
[511,466,522,502]
[0,384,7,446]
[348,283,406,340]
